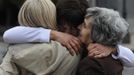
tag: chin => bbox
[80,38,86,44]
[79,35,87,44]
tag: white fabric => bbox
[3,26,134,67]
[3,26,51,43]
[112,45,134,67]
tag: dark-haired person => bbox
[77,7,128,75]
[0,0,80,75]
[3,0,134,68]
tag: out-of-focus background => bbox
[0,0,134,75]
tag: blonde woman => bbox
[0,0,80,75]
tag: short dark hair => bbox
[56,0,89,27]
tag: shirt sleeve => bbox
[112,45,134,67]
[3,26,51,43]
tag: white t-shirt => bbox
[3,26,134,67]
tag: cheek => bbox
[84,31,90,42]
[80,29,90,43]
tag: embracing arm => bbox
[3,26,51,43]
[112,45,134,67]
[3,26,81,55]
[87,44,134,67]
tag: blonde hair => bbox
[18,0,57,30]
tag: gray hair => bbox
[86,7,129,46]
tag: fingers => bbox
[88,44,101,57]
[73,37,81,44]
[55,32,81,56]
[87,43,97,51]
[68,39,81,55]
[94,53,106,58]
[88,50,107,58]
[88,49,100,57]
[88,51,106,58]
[66,36,81,55]
[88,43,113,58]
[66,43,75,56]
[71,39,81,52]
[88,47,98,54]
[69,41,78,55]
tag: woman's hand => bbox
[87,43,116,58]
[51,30,81,56]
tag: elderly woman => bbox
[77,7,129,75]
[0,0,80,75]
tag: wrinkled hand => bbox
[51,30,81,56]
[87,43,116,58]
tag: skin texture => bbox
[3,0,116,57]
[51,30,81,55]
[50,17,115,57]
[79,17,116,58]
[79,17,92,45]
